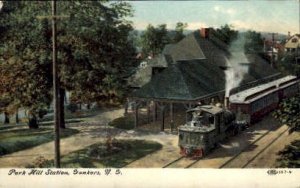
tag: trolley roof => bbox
[229,75,298,103]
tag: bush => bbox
[67,103,78,113]
[109,116,134,130]
[26,156,52,168]
[276,140,300,168]
[272,95,300,132]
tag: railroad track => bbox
[220,126,290,168]
[162,156,203,168]
[162,156,184,168]
[162,124,290,169]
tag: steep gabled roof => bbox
[131,60,225,101]
[131,55,279,101]
[163,32,206,61]
[130,29,280,101]
[127,54,169,88]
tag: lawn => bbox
[29,139,162,168]
[0,127,79,156]
[109,116,135,130]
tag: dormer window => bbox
[292,38,298,43]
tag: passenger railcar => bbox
[229,75,299,124]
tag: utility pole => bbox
[52,0,61,168]
[270,33,277,68]
[37,1,68,168]
[271,33,274,68]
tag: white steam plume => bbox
[225,34,250,97]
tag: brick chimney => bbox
[200,28,210,38]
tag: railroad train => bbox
[178,75,300,158]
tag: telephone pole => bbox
[270,33,277,68]
[37,0,68,167]
[52,0,61,168]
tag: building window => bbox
[292,38,298,43]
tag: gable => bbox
[285,35,300,49]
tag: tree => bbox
[215,24,238,45]
[243,30,264,54]
[277,52,300,77]
[140,24,170,56]
[273,94,300,133]
[0,1,137,128]
[172,22,188,43]
[0,2,53,128]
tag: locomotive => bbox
[178,75,300,158]
[178,105,239,158]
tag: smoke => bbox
[0,1,3,11]
[225,34,250,97]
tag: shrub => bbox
[26,156,52,168]
[276,140,300,168]
[272,95,300,132]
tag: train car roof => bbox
[229,75,298,103]
[187,105,223,114]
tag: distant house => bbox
[285,34,300,53]
[264,39,285,61]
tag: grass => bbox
[29,139,162,168]
[109,116,135,130]
[276,139,300,168]
[0,127,79,156]
[0,125,27,131]
[41,108,102,122]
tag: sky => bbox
[127,1,300,35]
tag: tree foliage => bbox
[243,30,264,54]
[140,22,188,56]
[172,22,188,43]
[276,140,300,168]
[273,94,300,132]
[215,24,238,45]
[140,24,170,56]
[277,52,300,77]
[0,1,137,127]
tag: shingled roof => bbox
[162,33,206,61]
[130,30,280,101]
[127,54,170,88]
[131,60,225,101]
